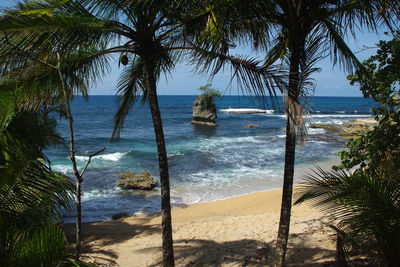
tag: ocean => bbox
[46,95,376,222]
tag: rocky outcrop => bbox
[309,117,377,140]
[117,172,158,190]
[191,95,218,126]
[341,118,378,138]
[245,124,260,128]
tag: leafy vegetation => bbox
[0,90,76,266]
[197,84,221,104]
[295,167,400,266]
[335,32,400,173]
[296,33,400,266]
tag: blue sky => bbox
[1,0,390,96]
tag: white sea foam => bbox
[52,164,73,174]
[167,151,183,157]
[308,114,371,118]
[184,135,266,152]
[308,128,326,135]
[312,119,344,125]
[76,152,127,162]
[172,135,264,154]
[171,167,282,204]
[221,108,274,114]
[82,188,123,201]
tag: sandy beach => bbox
[65,161,338,266]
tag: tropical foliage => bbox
[295,33,400,266]
[0,89,76,266]
[295,167,400,266]
[335,32,400,173]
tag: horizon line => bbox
[84,94,365,97]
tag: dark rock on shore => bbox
[112,212,129,220]
[191,95,218,126]
[117,172,158,190]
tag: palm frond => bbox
[0,130,75,226]
[295,166,400,264]
[320,19,364,74]
[10,225,69,267]
[188,41,285,107]
[112,57,146,140]
[0,85,19,135]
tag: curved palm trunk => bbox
[144,63,175,267]
[273,46,301,267]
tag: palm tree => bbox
[225,2,400,265]
[197,1,398,264]
[1,1,281,265]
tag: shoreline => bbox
[167,157,340,212]
[65,159,340,266]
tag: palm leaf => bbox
[112,57,147,140]
[295,166,400,264]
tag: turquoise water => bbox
[46,96,376,222]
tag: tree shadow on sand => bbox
[284,232,336,266]
[138,233,336,266]
[65,215,161,266]
[142,238,273,267]
[65,215,161,246]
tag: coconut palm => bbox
[195,1,398,264]
[1,0,282,265]
[227,2,400,265]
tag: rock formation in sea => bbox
[117,172,158,190]
[191,94,218,126]
[245,124,260,128]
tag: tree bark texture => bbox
[273,45,301,267]
[145,63,175,267]
[57,65,83,261]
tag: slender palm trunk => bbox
[65,94,83,261]
[57,66,82,260]
[273,46,301,267]
[144,62,175,267]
